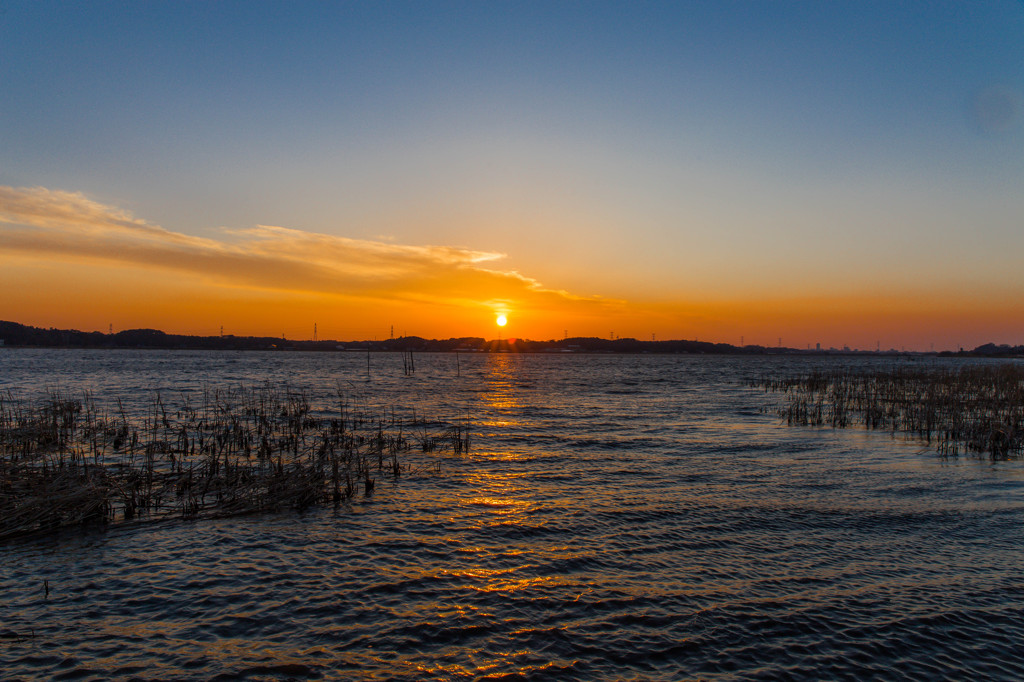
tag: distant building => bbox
[816,342,821,351]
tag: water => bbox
[2,350,1023,680]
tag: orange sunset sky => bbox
[2,2,1023,350]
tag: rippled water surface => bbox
[2,350,1023,680]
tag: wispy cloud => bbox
[0,185,616,311]
[0,186,216,247]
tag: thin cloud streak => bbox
[0,186,217,247]
[0,185,618,311]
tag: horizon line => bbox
[1,319,999,354]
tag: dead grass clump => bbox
[754,364,1024,459]
[0,386,472,541]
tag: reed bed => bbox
[754,364,1024,459]
[0,386,471,541]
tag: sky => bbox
[1,1,1023,350]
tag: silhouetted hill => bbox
[969,343,1024,357]
[0,321,285,350]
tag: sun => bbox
[496,314,508,327]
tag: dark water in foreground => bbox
[2,350,1023,680]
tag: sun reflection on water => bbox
[471,353,542,439]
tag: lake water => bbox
[2,350,1023,680]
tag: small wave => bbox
[210,663,321,680]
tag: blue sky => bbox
[1,1,1023,347]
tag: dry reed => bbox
[0,386,471,541]
[754,364,1024,459]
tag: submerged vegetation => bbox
[756,364,1024,459]
[0,386,471,541]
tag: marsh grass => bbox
[0,386,471,541]
[754,364,1024,459]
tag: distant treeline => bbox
[0,320,757,353]
[0,320,749,353]
[0,320,1016,356]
